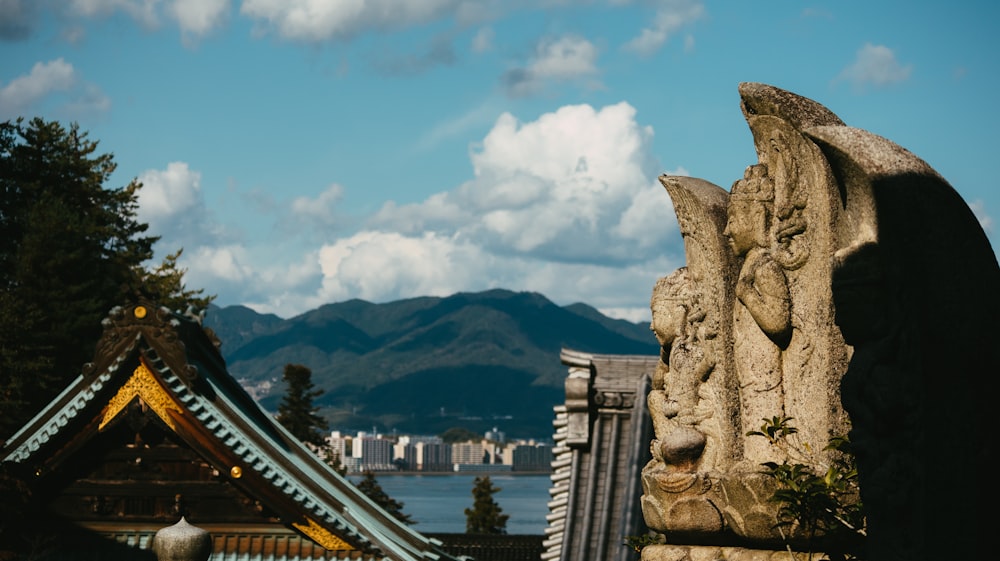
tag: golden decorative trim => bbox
[230,466,243,479]
[99,362,182,431]
[133,305,147,319]
[292,517,353,551]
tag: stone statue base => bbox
[641,544,814,561]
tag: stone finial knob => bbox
[659,426,706,471]
[151,517,212,561]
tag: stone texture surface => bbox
[641,82,997,559]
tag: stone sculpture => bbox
[641,83,997,560]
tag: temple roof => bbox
[542,348,656,561]
[1,302,458,561]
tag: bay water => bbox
[349,473,552,535]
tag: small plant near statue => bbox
[748,416,866,561]
[623,533,663,554]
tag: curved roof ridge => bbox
[1,301,459,561]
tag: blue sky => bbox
[2,1,997,321]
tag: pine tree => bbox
[0,118,211,439]
[464,475,508,534]
[356,471,412,525]
[323,448,348,476]
[138,249,214,313]
[275,364,328,446]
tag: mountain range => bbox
[204,289,659,438]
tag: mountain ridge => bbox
[205,289,658,437]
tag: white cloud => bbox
[373,102,675,263]
[136,161,235,254]
[970,199,994,234]
[316,230,487,303]
[308,229,677,323]
[69,0,160,28]
[502,35,600,97]
[137,162,203,226]
[187,244,254,283]
[623,0,704,56]
[169,0,230,40]
[837,43,912,89]
[290,183,345,227]
[240,0,461,42]
[65,0,228,40]
[471,26,494,53]
[0,58,76,118]
[146,103,684,320]
[614,182,677,247]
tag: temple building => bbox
[0,301,461,560]
[541,349,657,561]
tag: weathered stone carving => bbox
[642,82,997,560]
[809,124,998,561]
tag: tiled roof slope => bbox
[1,302,459,561]
[542,348,656,561]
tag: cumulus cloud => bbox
[138,162,203,223]
[308,229,676,322]
[0,58,109,119]
[290,183,345,228]
[136,161,232,253]
[471,26,494,53]
[168,0,230,41]
[315,230,487,303]
[370,101,677,276]
[69,0,160,28]
[145,103,683,321]
[240,0,462,42]
[970,200,994,234]
[503,35,601,97]
[0,58,76,117]
[65,0,228,40]
[623,0,704,56]
[837,43,912,89]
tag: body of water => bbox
[349,473,552,535]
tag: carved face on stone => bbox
[725,164,774,257]
[723,199,761,256]
[651,269,695,348]
[652,301,687,348]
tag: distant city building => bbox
[452,440,490,466]
[484,426,506,443]
[326,430,350,465]
[353,431,395,472]
[504,441,554,472]
[415,441,452,472]
[393,437,417,471]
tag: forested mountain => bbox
[205,289,658,438]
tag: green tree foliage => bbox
[749,416,866,560]
[323,449,348,476]
[356,470,412,525]
[0,118,215,439]
[276,363,328,446]
[464,475,508,534]
[440,427,481,443]
[139,248,214,314]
